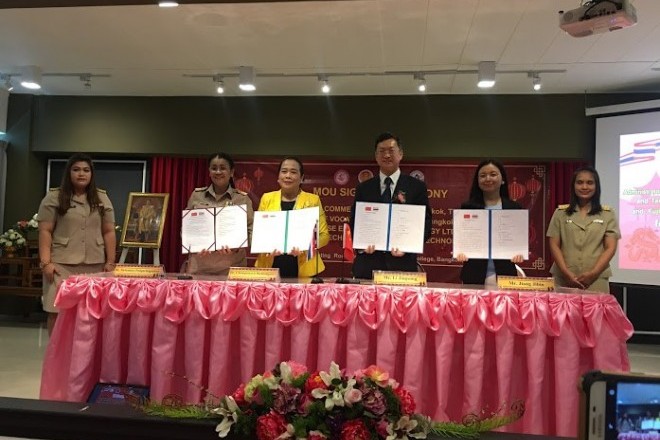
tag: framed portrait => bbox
[120,193,169,249]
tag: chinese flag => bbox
[343,223,355,262]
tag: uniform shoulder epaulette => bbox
[234,189,247,196]
[97,188,107,194]
[557,204,569,210]
[49,187,59,192]
[602,205,611,211]
[194,186,208,192]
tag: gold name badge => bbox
[496,275,555,292]
[113,264,165,278]
[372,270,427,287]
[227,267,281,282]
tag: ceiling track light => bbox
[182,66,565,94]
[318,75,330,94]
[238,66,256,92]
[213,74,224,94]
[158,1,179,7]
[0,74,12,92]
[477,61,496,89]
[528,72,542,91]
[80,73,92,91]
[20,65,42,90]
[413,72,426,92]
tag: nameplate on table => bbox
[227,267,280,282]
[113,264,165,278]
[373,270,427,287]
[497,275,555,292]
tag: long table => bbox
[40,276,634,437]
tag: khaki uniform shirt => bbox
[185,185,254,275]
[546,204,620,282]
[37,188,115,265]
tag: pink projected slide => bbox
[619,132,660,270]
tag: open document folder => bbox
[353,202,427,254]
[452,209,528,260]
[181,205,248,254]
[250,206,319,254]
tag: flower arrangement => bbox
[145,361,524,440]
[14,214,39,234]
[0,229,27,253]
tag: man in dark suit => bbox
[350,132,432,279]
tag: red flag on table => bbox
[307,221,318,260]
[342,223,355,262]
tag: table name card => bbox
[373,270,427,287]
[113,264,165,278]
[497,275,555,292]
[228,267,280,282]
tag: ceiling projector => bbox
[559,0,637,37]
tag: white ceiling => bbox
[1,0,659,96]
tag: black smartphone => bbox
[579,370,660,440]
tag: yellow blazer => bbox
[254,190,330,277]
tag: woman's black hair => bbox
[466,159,510,208]
[209,152,236,188]
[566,165,602,215]
[57,153,104,216]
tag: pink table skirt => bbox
[40,277,633,437]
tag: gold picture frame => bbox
[120,192,169,249]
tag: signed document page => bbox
[354,202,426,253]
[250,207,319,254]
[181,205,248,254]
[353,202,389,250]
[490,210,528,259]
[389,204,427,253]
[452,209,489,259]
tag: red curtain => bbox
[151,157,209,272]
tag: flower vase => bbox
[4,246,16,258]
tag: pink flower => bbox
[340,419,370,440]
[395,191,406,204]
[256,411,287,440]
[344,388,362,406]
[285,360,308,377]
[355,365,390,387]
[395,387,416,414]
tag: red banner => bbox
[232,160,548,283]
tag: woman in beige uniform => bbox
[37,153,116,335]
[185,152,254,275]
[547,166,620,293]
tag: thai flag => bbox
[307,221,318,261]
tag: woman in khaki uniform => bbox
[37,154,116,335]
[547,166,620,293]
[185,153,254,275]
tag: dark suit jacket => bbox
[350,173,432,278]
[459,198,523,285]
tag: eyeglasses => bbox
[376,147,399,156]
